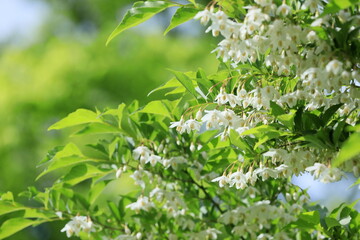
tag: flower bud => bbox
[195,109,202,120]
[190,142,196,152]
[116,168,123,178]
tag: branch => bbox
[183,170,225,214]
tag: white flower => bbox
[278,93,298,108]
[229,171,247,189]
[130,170,146,189]
[320,168,345,183]
[126,196,154,212]
[147,154,161,167]
[305,163,327,179]
[133,146,151,163]
[184,119,201,132]
[302,0,322,14]
[212,175,230,187]
[194,9,212,25]
[326,59,343,75]
[307,31,318,42]
[245,170,258,185]
[257,233,273,240]
[202,110,226,129]
[195,109,203,120]
[275,164,292,177]
[255,0,273,7]
[254,166,278,180]
[189,142,196,152]
[276,4,291,17]
[55,211,63,219]
[150,187,165,202]
[221,109,241,127]
[61,216,95,238]
[170,117,186,134]
[215,88,230,105]
[205,228,222,239]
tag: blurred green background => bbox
[0,0,216,239]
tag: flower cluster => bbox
[126,196,155,213]
[212,147,357,188]
[194,2,359,123]
[61,216,96,238]
[305,163,344,183]
[219,200,298,239]
[167,0,360,191]
[132,145,188,170]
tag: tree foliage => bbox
[1,0,359,239]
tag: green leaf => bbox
[333,121,347,147]
[270,101,286,116]
[254,131,283,149]
[350,177,360,188]
[277,112,294,130]
[38,146,64,165]
[147,78,182,96]
[36,156,103,181]
[48,109,101,130]
[1,192,14,202]
[325,217,341,228]
[294,107,304,132]
[340,206,352,219]
[120,105,138,139]
[322,0,359,15]
[296,135,328,149]
[332,132,360,167]
[311,27,330,41]
[63,164,110,186]
[89,181,106,205]
[74,123,121,135]
[107,1,177,45]
[0,201,26,216]
[229,129,251,152]
[0,218,46,239]
[321,104,342,125]
[300,211,320,225]
[108,201,121,221]
[54,142,84,159]
[187,0,197,5]
[138,100,172,118]
[164,7,199,35]
[23,208,57,219]
[168,69,197,98]
[241,125,277,137]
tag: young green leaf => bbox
[322,0,359,15]
[48,109,101,130]
[240,125,277,137]
[168,69,198,98]
[36,156,103,181]
[299,211,320,225]
[321,103,342,125]
[332,132,360,167]
[147,78,182,96]
[325,217,341,228]
[107,201,122,222]
[0,201,26,216]
[107,1,177,45]
[270,101,286,116]
[63,164,110,186]
[164,7,199,35]
[74,123,121,135]
[138,100,172,118]
[0,218,46,239]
